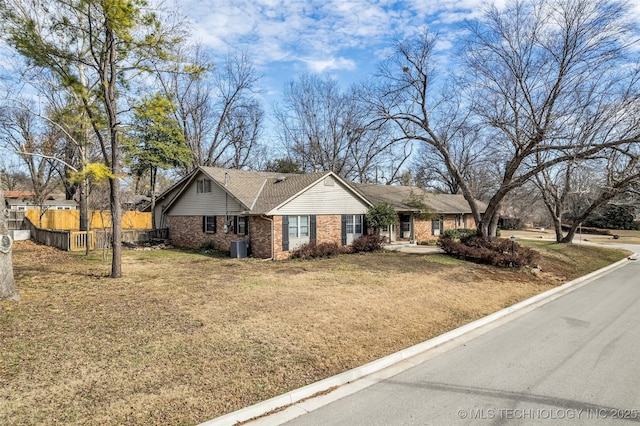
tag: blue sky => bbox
[178,0,504,103]
[178,0,640,129]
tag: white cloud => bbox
[301,56,357,73]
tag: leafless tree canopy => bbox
[275,73,411,183]
[0,106,59,209]
[372,0,640,237]
[153,47,265,172]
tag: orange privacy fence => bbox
[25,209,152,230]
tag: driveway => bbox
[278,249,640,425]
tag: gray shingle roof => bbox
[199,167,332,214]
[354,183,486,214]
[162,167,485,216]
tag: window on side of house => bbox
[288,215,309,238]
[196,179,212,194]
[289,216,298,237]
[431,216,443,236]
[346,215,354,234]
[299,215,309,237]
[354,215,362,234]
[286,215,311,250]
[236,216,248,235]
[204,216,216,233]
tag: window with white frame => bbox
[289,216,309,238]
[345,215,362,234]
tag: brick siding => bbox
[250,216,272,259]
[413,213,478,242]
[167,215,249,252]
[274,214,342,260]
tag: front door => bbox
[400,214,412,240]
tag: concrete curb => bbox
[200,254,635,426]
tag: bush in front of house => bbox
[438,234,539,268]
[441,228,478,241]
[351,234,386,253]
[290,242,348,260]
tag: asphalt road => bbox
[283,256,640,425]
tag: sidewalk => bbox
[383,242,442,254]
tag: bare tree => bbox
[413,126,498,200]
[0,107,60,225]
[0,157,30,191]
[540,147,640,243]
[276,73,409,183]
[153,47,264,171]
[373,0,640,237]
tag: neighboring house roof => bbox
[354,183,487,215]
[4,191,70,202]
[4,191,35,199]
[162,166,372,215]
[6,198,78,208]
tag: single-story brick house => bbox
[156,167,373,260]
[353,183,487,243]
[155,167,487,258]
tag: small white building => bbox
[4,191,78,211]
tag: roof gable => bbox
[163,167,372,215]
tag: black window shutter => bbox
[282,215,289,251]
[244,216,249,235]
[341,214,347,245]
[213,215,217,233]
[310,215,316,242]
[202,216,206,233]
[234,216,238,234]
[362,215,368,235]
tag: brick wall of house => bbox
[414,219,433,241]
[414,213,478,242]
[443,215,457,231]
[168,215,249,252]
[250,216,272,259]
[168,213,364,260]
[273,216,284,260]
[273,214,343,260]
[316,215,342,244]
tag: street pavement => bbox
[280,249,640,425]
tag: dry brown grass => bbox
[0,240,630,425]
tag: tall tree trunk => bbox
[150,166,157,230]
[0,189,19,301]
[104,27,122,279]
[109,175,122,278]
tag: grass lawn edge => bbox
[204,253,635,426]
